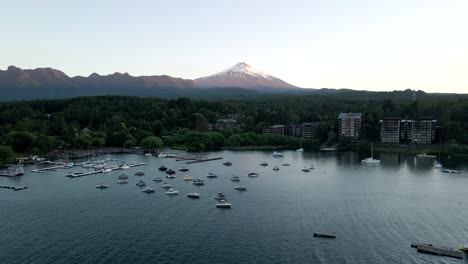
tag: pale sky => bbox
[1,0,467,92]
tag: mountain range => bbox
[0,63,299,101]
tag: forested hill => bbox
[0,91,467,157]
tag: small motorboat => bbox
[136,180,146,187]
[161,183,172,189]
[230,176,240,182]
[222,161,232,166]
[260,162,268,166]
[166,188,179,195]
[301,167,310,172]
[309,165,316,169]
[187,192,200,199]
[313,232,336,239]
[248,172,259,177]
[272,151,284,158]
[142,186,155,193]
[216,200,232,208]
[118,174,129,179]
[102,168,113,173]
[166,169,176,175]
[153,177,163,182]
[296,148,304,152]
[434,162,442,169]
[166,174,176,179]
[193,179,205,186]
[273,166,279,171]
[179,167,189,172]
[214,193,226,200]
[234,186,247,191]
[158,165,168,171]
[182,175,193,181]
[117,179,128,184]
[441,169,461,174]
[134,171,145,176]
[120,164,130,170]
[282,163,290,166]
[206,172,217,178]
[96,184,108,189]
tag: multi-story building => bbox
[263,122,327,139]
[379,117,437,144]
[380,118,401,143]
[338,113,362,142]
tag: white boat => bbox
[214,193,227,200]
[296,148,304,152]
[216,200,232,208]
[434,162,442,169]
[193,179,205,186]
[248,172,259,177]
[272,151,284,158]
[117,179,128,184]
[142,186,155,193]
[166,188,179,195]
[136,180,146,187]
[441,169,461,174]
[96,184,108,189]
[362,143,380,163]
[161,183,172,189]
[273,166,279,171]
[118,174,128,179]
[120,164,130,170]
[166,175,176,179]
[234,186,247,191]
[206,172,217,178]
[417,153,436,158]
[102,168,113,173]
[153,177,163,182]
[182,175,193,181]
[230,176,240,182]
[187,192,200,198]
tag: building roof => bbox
[338,112,362,119]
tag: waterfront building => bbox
[338,113,362,142]
[263,122,327,139]
[379,117,437,144]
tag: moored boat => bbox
[216,200,232,208]
[187,192,200,199]
[233,186,247,191]
[166,188,179,195]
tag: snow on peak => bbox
[219,62,273,80]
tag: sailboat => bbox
[362,143,380,163]
[296,141,304,152]
[434,152,442,168]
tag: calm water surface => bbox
[1,151,467,264]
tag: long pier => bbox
[66,162,146,178]
[31,165,70,173]
[186,157,223,164]
[412,244,463,259]
[0,185,28,191]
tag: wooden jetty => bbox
[313,232,336,239]
[0,185,28,191]
[414,244,463,259]
[186,157,223,164]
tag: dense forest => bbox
[0,89,467,163]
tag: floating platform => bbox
[66,162,146,178]
[0,185,28,191]
[186,157,223,164]
[415,244,463,259]
[313,232,336,239]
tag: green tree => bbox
[7,131,36,152]
[0,146,15,163]
[140,136,163,149]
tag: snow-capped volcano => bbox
[195,62,298,90]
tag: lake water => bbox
[1,151,467,264]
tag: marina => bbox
[1,150,467,264]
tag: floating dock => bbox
[313,232,336,239]
[0,185,28,191]
[186,157,223,164]
[31,165,70,173]
[414,244,463,259]
[66,162,146,178]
